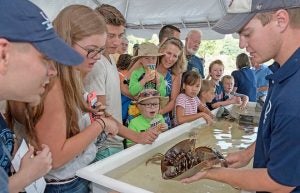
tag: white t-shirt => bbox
[84,54,122,123]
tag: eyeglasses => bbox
[139,103,159,108]
[74,42,105,59]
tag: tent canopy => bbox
[31,0,229,40]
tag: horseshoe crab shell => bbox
[160,139,228,180]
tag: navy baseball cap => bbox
[0,0,83,66]
[213,0,300,34]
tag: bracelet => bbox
[95,118,106,132]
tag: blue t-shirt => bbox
[186,55,205,78]
[252,64,272,100]
[0,114,14,175]
[231,67,257,102]
[254,48,300,192]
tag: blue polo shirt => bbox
[231,67,257,102]
[186,55,205,78]
[253,48,300,192]
[252,64,272,100]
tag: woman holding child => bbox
[156,37,187,128]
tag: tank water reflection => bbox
[106,120,258,193]
[203,120,258,153]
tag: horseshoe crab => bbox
[146,139,228,180]
[216,106,236,121]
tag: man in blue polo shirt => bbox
[185,30,205,78]
[181,0,300,192]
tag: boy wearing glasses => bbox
[127,89,167,146]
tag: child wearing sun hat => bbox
[127,89,167,146]
[129,42,167,97]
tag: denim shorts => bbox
[44,177,90,193]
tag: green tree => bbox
[198,40,218,59]
[221,36,241,60]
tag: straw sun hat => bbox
[135,89,169,109]
[132,42,163,60]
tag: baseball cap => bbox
[212,0,300,34]
[0,0,83,66]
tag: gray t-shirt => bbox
[84,55,124,151]
[84,55,122,122]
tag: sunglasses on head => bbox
[163,37,184,48]
[139,90,160,98]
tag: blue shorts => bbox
[45,177,89,193]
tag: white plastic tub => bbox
[77,103,258,193]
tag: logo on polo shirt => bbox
[263,100,271,124]
[40,11,53,30]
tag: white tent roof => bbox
[31,0,229,40]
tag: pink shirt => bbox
[174,93,201,125]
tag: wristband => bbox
[95,118,106,132]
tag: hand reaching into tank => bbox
[135,128,160,144]
[199,112,214,125]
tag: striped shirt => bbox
[174,93,200,125]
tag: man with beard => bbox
[185,30,205,78]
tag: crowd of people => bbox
[0,0,299,192]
